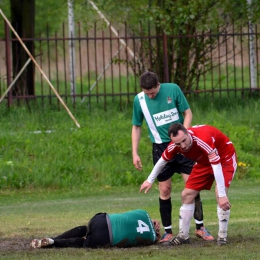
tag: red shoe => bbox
[159,233,174,245]
[195,227,214,241]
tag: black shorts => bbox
[152,142,195,182]
[84,213,110,248]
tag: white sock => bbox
[179,203,195,239]
[217,206,230,238]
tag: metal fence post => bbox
[163,33,169,82]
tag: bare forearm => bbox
[132,125,141,156]
[183,108,192,128]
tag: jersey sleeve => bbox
[189,127,221,165]
[174,84,190,113]
[162,142,179,161]
[132,95,144,126]
[208,148,221,164]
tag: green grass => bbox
[0,96,260,259]
[0,96,260,190]
[0,180,260,259]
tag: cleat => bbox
[30,238,53,248]
[170,235,190,246]
[159,233,174,245]
[217,237,228,246]
[30,239,41,248]
[195,226,214,241]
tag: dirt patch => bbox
[0,238,31,251]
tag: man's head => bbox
[168,123,191,151]
[140,71,160,99]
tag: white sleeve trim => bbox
[147,157,168,183]
[211,163,226,197]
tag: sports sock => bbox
[194,193,204,229]
[217,206,230,238]
[54,226,88,239]
[53,238,86,248]
[159,197,172,233]
[179,203,195,239]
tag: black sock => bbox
[54,226,88,239]
[53,238,85,248]
[159,197,172,234]
[194,193,204,230]
[196,223,203,230]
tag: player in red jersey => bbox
[140,123,237,246]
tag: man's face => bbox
[170,130,191,151]
[142,84,160,99]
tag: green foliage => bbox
[189,95,260,179]
[0,96,260,190]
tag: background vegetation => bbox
[0,96,259,190]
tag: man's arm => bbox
[139,157,168,193]
[211,163,226,197]
[182,108,192,128]
[132,125,142,170]
[211,163,231,211]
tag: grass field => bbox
[0,97,260,190]
[0,96,260,259]
[1,179,260,259]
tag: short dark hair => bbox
[168,123,187,137]
[140,71,159,90]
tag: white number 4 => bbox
[136,220,150,234]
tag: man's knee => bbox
[181,189,198,203]
[159,181,171,198]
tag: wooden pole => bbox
[0,8,81,128]
[0,58,31,103]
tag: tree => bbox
[76,0,260,91]
[10,0,35,97]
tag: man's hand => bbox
[133,154,142,171]
[152,219,160,232]
[218,196,231,211]
[140,180,153,193]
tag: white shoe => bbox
[217,237,228,246]
[30,238,53,248]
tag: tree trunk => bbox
[10,0,35,98]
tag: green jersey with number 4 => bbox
[107,209,157,247]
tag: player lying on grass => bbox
[140,124,237,246]
[31,209,161,249]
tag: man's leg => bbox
[182,173,214,241]
[158,179,174,244]
[171,188,197,246]
[52,226,88,247]
[54,226,88,239]
[194,194,214,241]
[216,187,230,245]
[30,226,87,248]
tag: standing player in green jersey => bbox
[132,71,213,244]
[31,209,161,249]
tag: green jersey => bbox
[107,209,157,247]
[132,83,190,143]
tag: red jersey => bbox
[162,125,236,166]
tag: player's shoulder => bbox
[133,92,143,103]
[188,125,214,141]
[188,125,209,135]
[161,83,180,89]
